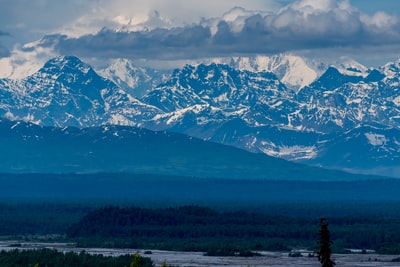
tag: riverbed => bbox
[1,241,399,266]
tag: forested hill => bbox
[0,118,388,180]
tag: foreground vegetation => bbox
[0,249,154,267]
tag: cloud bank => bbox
[1,0,400,75]
[34,0,400,61]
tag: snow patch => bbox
[365,133,387,146]
[259,141,318,160]
[108,114,134,126]
[393,96,400,107]
[163,105,209,125]
[334,119,344,127]
[10,121,21,130]
[270,100,283,108]
[214,92,228,102]
[3,111,17,120]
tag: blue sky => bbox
[0,0,400,70]
[351,0,399,15]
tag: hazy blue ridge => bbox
[0,118,388,181]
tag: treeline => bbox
[67,205,400,253]
[0,201,95,236]
[67,205,314,252]
[0,249,153,267]
[3,202,400,254]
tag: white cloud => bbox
[1,0,400,78]
[46,0,400,61]
[56,0,280,36]
[362,11,398,29]
[271,0,362,35]
[282,0,352,14]
[0,39,58,79]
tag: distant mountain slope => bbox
[306,126,400,177]
[0,118,384,181]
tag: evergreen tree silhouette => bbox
[318,216,335,267]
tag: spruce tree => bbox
[130,252,142,267]
[318,216,335,267]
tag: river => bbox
[1,241,399,266]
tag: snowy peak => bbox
[102,58,136,78]
[300,58,371,91]
[36,56,104,87]
[142,62,287,113]
[99,58,140,89]
[227,54,320,89]
[0,56,161,128]
[25,55,117,98]
[98,58,170,98]
[229,55,370,90]
[42,56,91,73]
[380,59,400,81]
[278,55,319,89]
[331,57,369,77]
[308,61,384,91]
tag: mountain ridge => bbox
[0,117,390,181]
[0,55,399,178]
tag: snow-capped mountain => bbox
[228,54,323,89]
[208,54,325,89]
[98,58,171,98]
[142,63,290,111]
[296,65,399,133]
[0,56,160,127]
[139,61,399,177]
[331,57,370,78]
[0,55,399,178]
[140,63,303,146]
[207,54,368,90]
[381,59,400,87]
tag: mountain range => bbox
[0,55,399,178]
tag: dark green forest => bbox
[0,249,153,267]
[3,200,400,256]
[66,205,400,254]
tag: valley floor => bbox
[146,250,399,267]
[1,242,399,267]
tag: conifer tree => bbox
[130,252,142,267]
[318,216,335,267]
